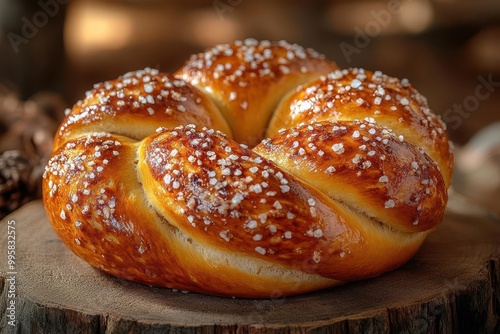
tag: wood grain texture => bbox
[0,200,499,334]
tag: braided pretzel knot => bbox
[43,39,453,297]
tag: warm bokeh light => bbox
[326,1,402,35]
[326,0,434,35]
[64,1,133,57]
[466,26,500,72]
[398,0,434,33]
[186,9,243,48]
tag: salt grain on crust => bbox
[385,200,395,208]
[331,143,345,154]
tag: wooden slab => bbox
[1,200,499,333]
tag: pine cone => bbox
[0,150,35,219]
[0,86,65,217]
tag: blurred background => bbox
[1,0,500,218]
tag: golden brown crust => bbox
[267,68,454,186]
[140,125,349,271]
[140,125,431,282]
[54,68,231,148]
[175,39,337,146]
[254,120,447,234]
[42,131,338,297]
[43,39,454,298]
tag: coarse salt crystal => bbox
[385,199,395,208]
[332,143,345,154]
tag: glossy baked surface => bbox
[43,39,454,297]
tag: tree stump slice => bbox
[1,200,499,334]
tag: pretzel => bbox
[43,39,453,297]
